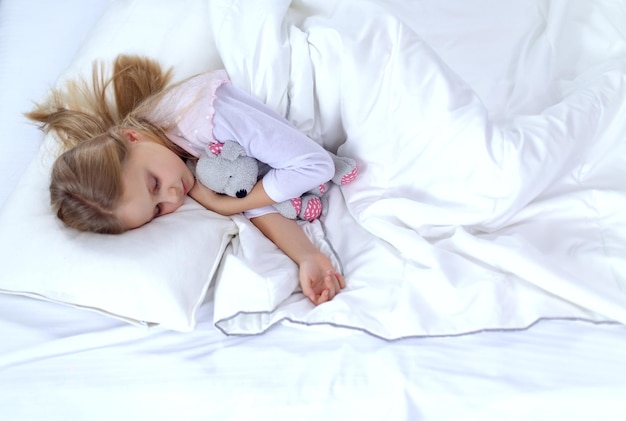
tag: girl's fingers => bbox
[316,289,330,305]
[336,272,346,289]
[307,270,345,306]
[325,270,345,294]
[324,274,336,299]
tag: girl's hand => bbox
[299,252,346,305]
[250,213,346,306]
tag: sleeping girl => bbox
[26,55,345,306]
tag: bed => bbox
[1,0,626,419]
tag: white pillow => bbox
[60,0,224,84]
[0,134,237,330]
[0,0,238,331]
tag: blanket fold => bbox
[210,0,626,339]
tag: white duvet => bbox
[208,0,626,339]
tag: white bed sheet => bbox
[2,0,626,420]
[2,293,626,421]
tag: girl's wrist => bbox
[294,249,326,268]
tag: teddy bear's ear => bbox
[219,140,248,161]
[208,143,223,155]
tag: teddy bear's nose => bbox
[236,189,248,198]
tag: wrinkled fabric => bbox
[209,0,626,339]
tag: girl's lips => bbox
[183,176,195,195]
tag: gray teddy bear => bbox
[193,140,357,221]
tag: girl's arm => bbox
[251,213,345,305]
[212,84,334,205]
[190,180,346,305]
[189,177,273,215]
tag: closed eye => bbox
[151,175,162,217]
[152,176,161,193]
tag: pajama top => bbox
[147,70,334,217]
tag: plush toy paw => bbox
[273,198,300,219]
[317,182,327,196]
[330,155,358,185]
[300,194,323,221]
[339,167,358,184]
[272,195,324,221]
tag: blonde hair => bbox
[50,132,128,234]
[26,55,188,234]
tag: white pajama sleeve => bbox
[212,84,334,206]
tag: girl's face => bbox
[115,131,195,229]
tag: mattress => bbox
[1,0,626,420]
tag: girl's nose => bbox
[161,185,181,203]
[157,186,184,216]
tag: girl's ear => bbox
[121,129,142,142]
